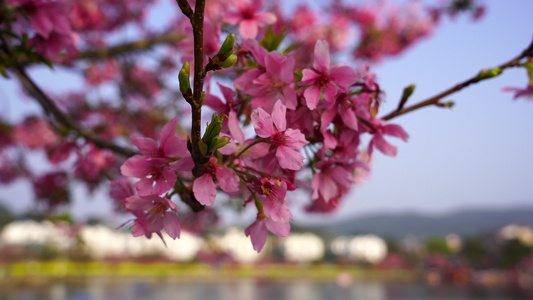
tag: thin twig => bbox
[381,39,533,121]
[175,0,194,19]
[0,34,138,157]
[11,65,138,157]
[77,31,186,60]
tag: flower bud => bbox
[217,34,235,57]
[220,54,238,68]
[179,62,191,94]
[476,68,502,80]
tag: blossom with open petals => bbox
[300,40,358,110]
[224,0,276,39]
[192,157,240,206]
[251,100,308,170]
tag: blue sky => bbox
[0,0,532,224]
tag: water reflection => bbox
[0,279,525,300]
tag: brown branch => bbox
[173,0,208,212]
[381,38,533,121]
[9,64,138,157]
[0,33,138,157]
[77,31,186,60]
[189,0,209,178]
[175,0,194,19]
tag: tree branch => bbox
[1,32,137,157]
[188,0,209,178]
[175,0,194,19]
[77,31,186,60]
[381,39,533,121]
[0,33,137,157]
[10,64,138,157]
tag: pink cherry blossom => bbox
[254,177,292,223]
[124,194,181,240]
[224,0,277,39]
[121,156,177,196]
[300,40,358,109]
[129,117,188,160]
[502,85,533,101]
[312,160,354,203]
[192,157,240,206]
[319,92,360,133]
[120,117,190,196]
[368,119,409,157]
[251,100,308,170]
[13,117,60,150]
[245,212,290,252]
[234,40,297,112]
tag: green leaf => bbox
[198,140,208,156]
[209,136,231,153]
[259,27,285,52]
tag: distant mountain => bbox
[304,207,533,238]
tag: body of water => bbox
[1,278,529,300]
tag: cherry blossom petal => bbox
[251,108,274,137]
[312,40,330,73]
[323,83,338,103]
[163,136,189,158]
[121,156,150,177]
[129,137,157,156]
[204,94,227,112]
[124,195,153,211]
[160,117,178,146]
[217,167,240,192]
[303,85,322,110]
[282,86,297,110]
[371,133,397,157]
[132,219,151,238]
[330,66,358,89]
[271,100,287,131]
[163,197,180,212]
[218,83,236,103]
[323,131,338,150]
[320,107,336,132]
[265,218,291,237]
[256,12,277,25]
[318,173,338,202]
[151,167,177,195]
[340,109,359,131]
[193,174,217,206]
[163,212,181,239]
[134,178,155,196]
[245,219,267,252]
[276,145,305,170]
[330,166,354,188]
[242,39,268,65]
[31,11,54,38]
[110,180,134,202]
[170,156,194,172]
[234,69,263,91]
[383,124,409,142]
[239,20,258,39]
[300,69,321,85]
[284,128,308,149]
[228,111,245,144]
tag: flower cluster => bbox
[0,0,521,254]
[111,37,409,251]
